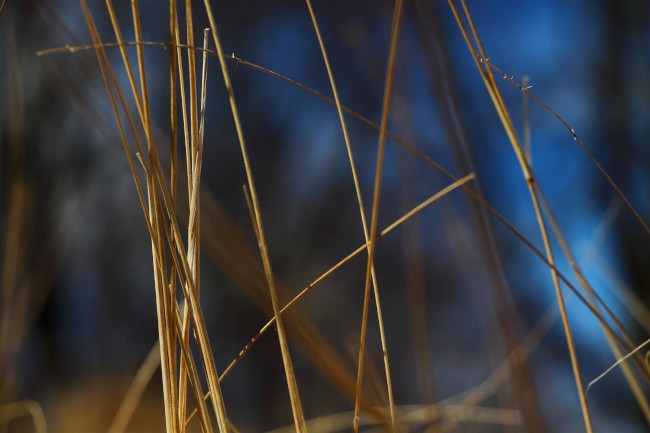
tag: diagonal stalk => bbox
[448,1,593,430]
[201,1,307,431]
[303,0,396,430]
[183,174,474,427]
[353,1,404,431]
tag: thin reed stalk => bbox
[202,1,307,430]
[353,1,404,431]
[303,0,396,429]
[448,1,593,430]
[29,3,649,431]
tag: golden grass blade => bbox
[150,213,177,433]
[169,15,192,195]
[32,38,650,250]
[77,3,167,266]
[445,22,645,238]
[247,173,474,374]
[0,400,47,433]
[539,192,649,374]
[354,1,404,431]
[103,0,148,130]
[521,76,532,166]
[486,62,650,239]
[187,26,208,285]
[80,4,225,432]
[170,299,215,433]
[39,39,632,355]
[589,333,650,421]
[449,1,593,430]
[100,7,239,433]
[183,174,474,427]
[264,403,523,433]
[303,1,396,429]
[129,333,217,433]
[92,9,178,432]
[155,188,227,433]
[97,45,637,383]
[40,21,644,428]
[36,41,182,59]
[198,29,209,148]
[357,297,551,433]
[197,169,462,427]
[587,338,650,393]
[130,0,153,137]
[153,106,231,433]
[169,0,178,208]
[179,23,211,428]
[115,178,214,433]
[537,192,650,420]
[78,2,152,235]
[177,2,205,426]
[185,0,199,184]
[169,1,190,429]
[201,1,308,431]
[108,342,161,433]
[347,343,389,408]
[0,0,8,16]
[32,42,522,193]
[37,41,455,181]
[238,184,302,416]
[130,1,179,430]
[168,9,180,419]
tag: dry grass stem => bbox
[39,37,633,353]
[11,3,647,432]
[0,400,47,433]
[303,0,396,429]
[448,1,594,430]
[202,1,306,430]
[107,342,162,433]
[353,1,404,431]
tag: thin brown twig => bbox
[353,1,403,430]
[81,3,230,431]
[131,1,180,430]
[45,37,633,352]
[34,38,650,243]
[107,342,162,433]
[538,190,650,419]
[44,37,634,360]
[587,337,650,393]
[201,0,307,430]
[177,0,201,427]
[0,400,46,433]
[484,60,649,239]
[79,5,176,433]
[49,26,644,428]
[303,0,396,430]
[184,174,475,427]
[450,1,593,430]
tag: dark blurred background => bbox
[1,0,649,432]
